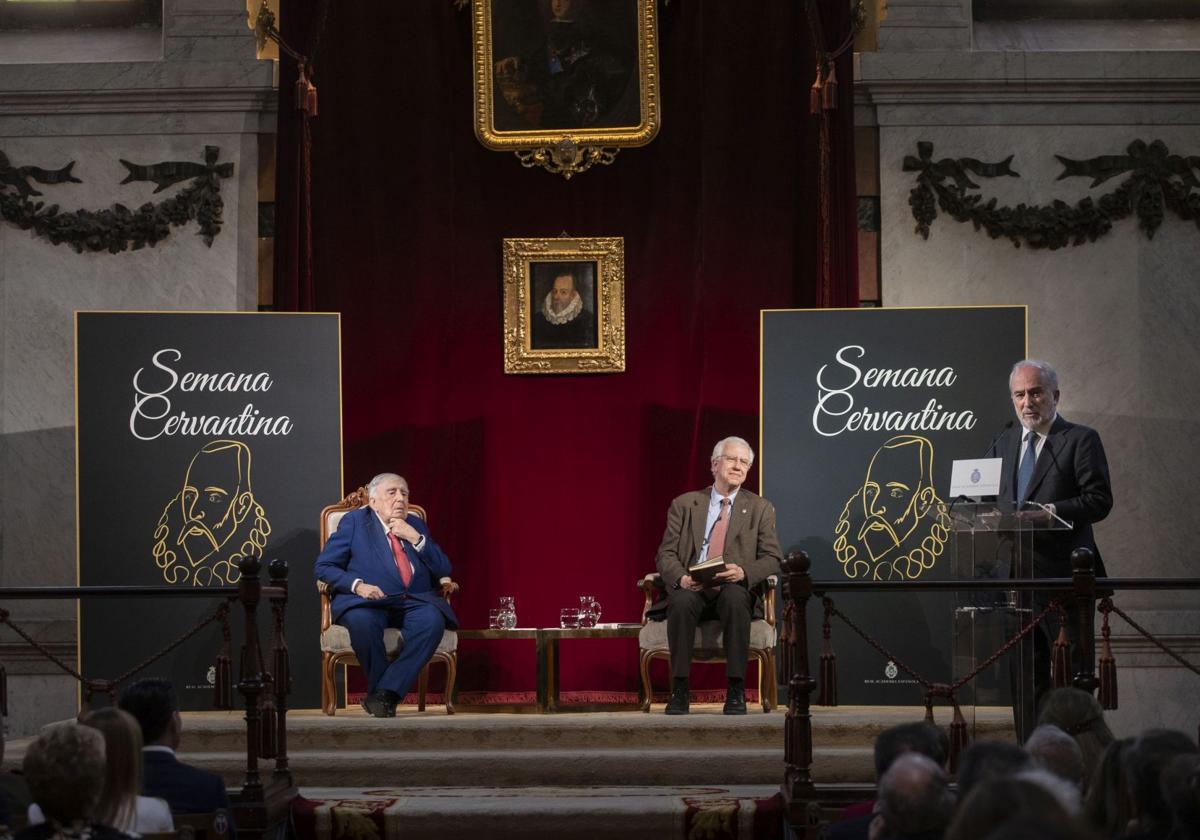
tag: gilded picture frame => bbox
[502,236,625,374]
[472,0,660,177]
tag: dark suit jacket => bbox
[652,487,783,615]
[313,506,458,629]
[142,748,231,816]
[990,414,1113,579]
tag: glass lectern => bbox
[939,500,1072,741]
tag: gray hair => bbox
[23,722,107,823]
[367,473,406,500]
[1010,359,1059,392]
[876,752,956,838]
[710,436,755,466]
[1025,724,1085,789]
[1015,767,1082,814]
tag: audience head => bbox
[957,740,1035,801]
[1162,753,1200,840]
[1124,729,1199,837]
[22,723,107,825]
[118,677,181,749]
[871,752,956,840]
[1027,724,1087,790]
[946,777,1072,840]
[1038,688,1115,785]
[874,721,949,780]
[81,707,145,832]
[1084,737,1134,839]
[1015,766,1083,815]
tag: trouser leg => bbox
[340,606,390,695]
[666,588,707,679]
[376,601,446,697]
[716,585,754,679]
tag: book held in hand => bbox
[689,555,727,585]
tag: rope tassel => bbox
[1098,602,1118,710]
[1051,607,1071,689]
[822,60,838,111]
[214,607,234,710]
[949,700,970,775]
[818,600,838,706]
[810,64,823,115]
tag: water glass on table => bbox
[559,608,581,629]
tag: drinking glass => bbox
[488,609,501,629]
[560,608,581,629]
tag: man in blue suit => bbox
[315,472,458,717]
[118,678,234,826]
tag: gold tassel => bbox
[810,64,823,115]
[822,60,838,111]
[1051,608,1071,689]
[948,701,970,775]
[1098,605,1118,710]
[214,608,234,710]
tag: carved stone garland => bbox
[0,146,233,254]
[905,139,1200,250]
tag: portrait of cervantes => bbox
[528,260,598,350]
[490,0,640,132]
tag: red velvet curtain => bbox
[275,1,856,697]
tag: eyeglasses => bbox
[719,455,752,467]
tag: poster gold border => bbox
[756,304,1030,498]
[73,310,345,710]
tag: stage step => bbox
[167,705,1013,788]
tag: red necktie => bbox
[707,497,730,560]
[388,532,412,587]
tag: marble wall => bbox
[0,0,272,735]
[859,8,1200,735]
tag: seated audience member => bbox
[982,815,1097,840]
[1084,738,1135,840]
[946,777,1073,840]
[1161,753,1200,840]
[830,721,947,840]
[1123,730,1199,840]
[869,753,955,840]
[1039,687,1116,788]
[81,709,172,835]
[18,723,133,840]
[1027,725,1087,791]
[0,726,32,829]
[117,679,233,820]
[956,741,1035,803]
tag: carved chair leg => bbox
[417,663,430,712]
[321,652,337,716]
[639,649,655,712]
[444,651,457,715]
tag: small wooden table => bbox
[536,623,643,712]
[455,624,643,713]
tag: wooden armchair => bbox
[318,487,459,715]
[636,574,779,713]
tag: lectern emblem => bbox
[970,468,981,484]
[833,435,951,581]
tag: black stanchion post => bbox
[782,550,817,834]
[1071,547,1098,694]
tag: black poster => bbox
[76,312,342,710]
[761,306,1025,704]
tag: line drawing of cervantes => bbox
[833,434,950,581]
[151,439,271,586]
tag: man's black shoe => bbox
[723,682,747,715]
[379,689,400,717]
[360,692,392,718]
[665,680,690,715]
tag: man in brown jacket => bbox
[654,436,784,714]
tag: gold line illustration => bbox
[833,434,950,580]
[152,439,271,586]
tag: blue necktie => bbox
[1016,432,1038,503]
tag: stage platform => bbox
[5,706,1014,839]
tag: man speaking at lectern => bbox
[990,359,1113,729]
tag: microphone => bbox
[984,420,1014,457]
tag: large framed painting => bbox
[502,236,625,374]
[472,0,660,177]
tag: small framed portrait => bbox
[502,236,625,374]
[472,0,660,172]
